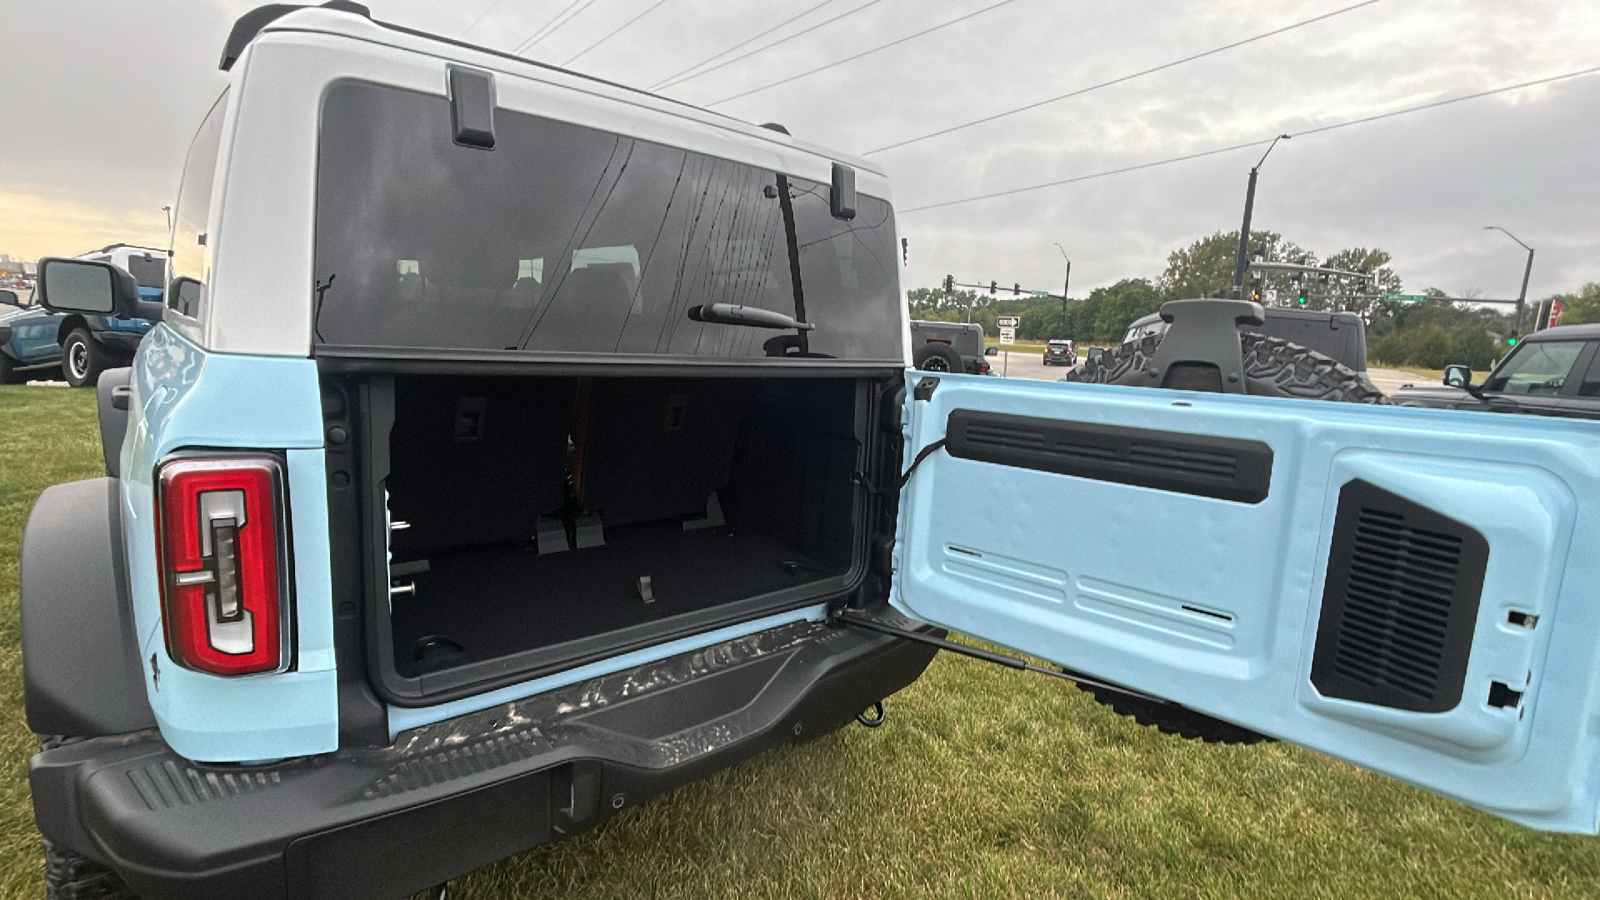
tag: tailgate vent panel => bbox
[1311,479,1489,713]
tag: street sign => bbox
[996,316,1021,328]
[998,327,1016,345]
[1264,289,1277,304]
[1385,294,1429,303]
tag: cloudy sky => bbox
[3,0,1597,301]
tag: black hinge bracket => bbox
[835,609,1161,704]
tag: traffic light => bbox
[943,274,954,292]
[989,281,997,295]
[1249,277,1261,303]
[1013,283,1021,296]
[1297,285,1308,305]
[1507,333,1519,347]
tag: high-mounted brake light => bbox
[157,455,291,676]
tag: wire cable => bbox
[457,0,508,38]
[898,64,1600,214]
[649,0,845,91]
[657,0,890,92]
[564,0,678,66]
[864,0,1384,156]
[512,0,603,56]
[706,0,1026,107]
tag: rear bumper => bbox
[31,618,936,900]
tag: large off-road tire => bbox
[1079,686,1268,744]
[913,342,965,373]
[39,736,140,900]
[1065,331,1383,743]
[61,329,107,388]
[1065,332,1389,404]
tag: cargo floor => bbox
[389,525,836,677]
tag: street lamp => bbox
[1483,226,1534,334]
[1231,134,1291,299]
[1053,242,1071,334]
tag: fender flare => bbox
[20,478,156,736]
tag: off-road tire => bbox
[1079,686,1269,744]
[1065,332,1389,404]
[1065,331,1383,743]
[913,342,965,373]
[39,736,140,900]
[62,329,106,388]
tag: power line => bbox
[457,0,508,38]
[649,0,845,91]
[898,64,1600,214]
[864,0,1384,156]
[657,0,890,92]
[564,0,677,66]
[509,0,582,53]
[706,0,1026,107]
[512,0,603,56]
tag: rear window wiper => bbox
[688,303,814,331]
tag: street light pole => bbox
[1231,134,1291,299]
[1483,226,1535,334]
[1053,242,1071,334]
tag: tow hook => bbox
[856,700,887,728]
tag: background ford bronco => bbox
[0,244,163,387]
[21,5,1600,899]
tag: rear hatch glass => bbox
[312,82,902,363]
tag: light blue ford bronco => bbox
[21,4,1600,899]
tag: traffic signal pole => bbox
[1231,135,1290,300]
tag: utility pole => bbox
[1484,226,1535,334]
[1231,134,1291,300]
[1053,243,1071,334]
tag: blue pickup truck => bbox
[0,244,162,386]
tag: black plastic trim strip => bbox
[943,409,1273,504]
[315,347,904,380]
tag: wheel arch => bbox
[54,315,91,345]
[20,478,156,736]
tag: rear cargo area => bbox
[363,374,874,692]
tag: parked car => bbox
[1390,322,1600,419]
[0,244,163,386]
[1043,339,1076,366]
[21,6,1600,900]
[909,319,994,374]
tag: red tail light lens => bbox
[157,455,290,676]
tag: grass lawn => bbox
[3,385,1600,899]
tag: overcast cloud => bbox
[2,0,1596,300]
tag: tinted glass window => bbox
[1481,340,1585,395]
[1574,345,1600,398]
[125,254,166,289]
[168,91,227,317]
[313,82,901,361]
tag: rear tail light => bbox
[156,455,291,676]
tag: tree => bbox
[1086,278,1163,342]
[1156,230,1316,302]
[1552,282,1600,326]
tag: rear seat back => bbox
[578,378,748,527]
[388,375,575,557]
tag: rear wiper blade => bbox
[688,303,814,331]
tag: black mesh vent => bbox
[945,410,1271,504]
[1311,480,1489,713]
